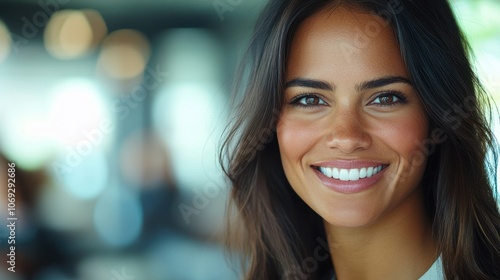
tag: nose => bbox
[325,107,372,153]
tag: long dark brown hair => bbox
[220,0,500,279]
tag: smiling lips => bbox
[317,165,384,181]
[312,162,389,194]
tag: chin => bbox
[321,206,382,229]
[316,202,381,228]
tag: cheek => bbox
[376,110,429,177]
[276,116,323,201]
[390,111,428,155]
[276,117,321,167]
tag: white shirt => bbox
[418,257,443,280]
[329,257,443,280]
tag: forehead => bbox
[287,6,408,83]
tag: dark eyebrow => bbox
[356,76,412,91]
[285,76,411,91]
[285,78,334,91]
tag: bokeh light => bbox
[0,97,55,171]
[0,77,111,171]
[82,9,108,46]
[119,130,171,188]
[47,78,112,148]
[0,20,11,63]
[44,9,107,59]
[93,187,143,247]
[153,83,224,189]
[97,29,150,81]
[152,28,226,190]
[54,150,109,200]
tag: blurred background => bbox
[0,0,498,279]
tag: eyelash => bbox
[371,91,409,107]
[288,91,409,108]
[288,93,327,108]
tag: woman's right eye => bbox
[289,94,327,107]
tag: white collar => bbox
[329,256,443,280]
[418,256,443,280]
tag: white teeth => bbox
[339,169,349,181]
[332,168,340,179]
[367,167,374,177]
[348,169,359,181]
[318,165,384,181]
[359,168,367,178]
[320,167,332,178]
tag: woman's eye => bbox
[291,95,327,107]
[371,92,407,106]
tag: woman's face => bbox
[277,7,429,228]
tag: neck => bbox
[324,188,438,280]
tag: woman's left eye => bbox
[370,92,407,106]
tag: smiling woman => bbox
[221,0,500,279]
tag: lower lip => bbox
[313,167,387,194]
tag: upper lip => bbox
[311,160,388,169]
